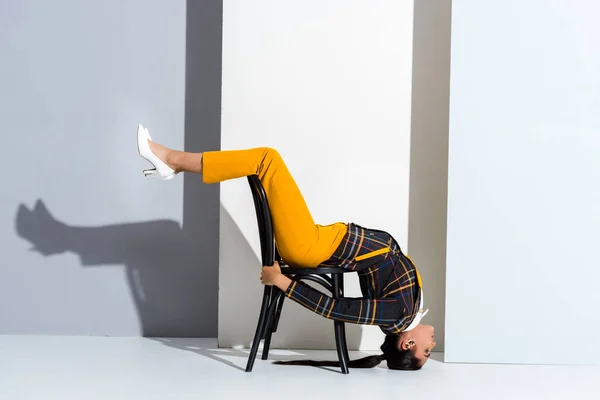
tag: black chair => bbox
[244,175,354,374]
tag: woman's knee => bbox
[259,147,284,168]
[261,147,281,160]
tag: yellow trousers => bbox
[202,148,348,268]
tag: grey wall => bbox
[407,0,452,350]
[1,0,221,337]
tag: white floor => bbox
[1,336,598,400]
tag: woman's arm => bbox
[261,263,404,325]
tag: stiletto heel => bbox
[136,124,176,180]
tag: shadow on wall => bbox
[14,199,217,337]
[13,198,363,351]
[9,0,223,338]
[218,203,365,351]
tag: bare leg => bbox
[148,140,203,175]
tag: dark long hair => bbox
[273,334,422,371]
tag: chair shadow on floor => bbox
[152,337,379,374]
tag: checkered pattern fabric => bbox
[285,223,421,334]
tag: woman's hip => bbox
[276,222,349,268]
[326,223,399,264]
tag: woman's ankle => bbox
[166,150,183,173]
[148,140,179,172]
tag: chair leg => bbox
[263,291,286,362]
[261,290,282,360]
[246,286,273,372]
[338,277,350,362]
[334,322,349,374]
[271,291,286,333]
[332,274,350,374]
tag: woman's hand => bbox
[261,261,293,292]
[261,261,282,286]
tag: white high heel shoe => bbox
[136,124,176,180]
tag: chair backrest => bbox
[247,175,276,267]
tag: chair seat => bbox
[280,265,353,275]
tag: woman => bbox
[136,124,436,370]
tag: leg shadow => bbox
[12,0,225,338]
[15,199,217,337]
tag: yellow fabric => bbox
[405,255,422,288]
[202,148,348,268]
[354,247,390,261]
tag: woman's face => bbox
[399,324,436,365]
